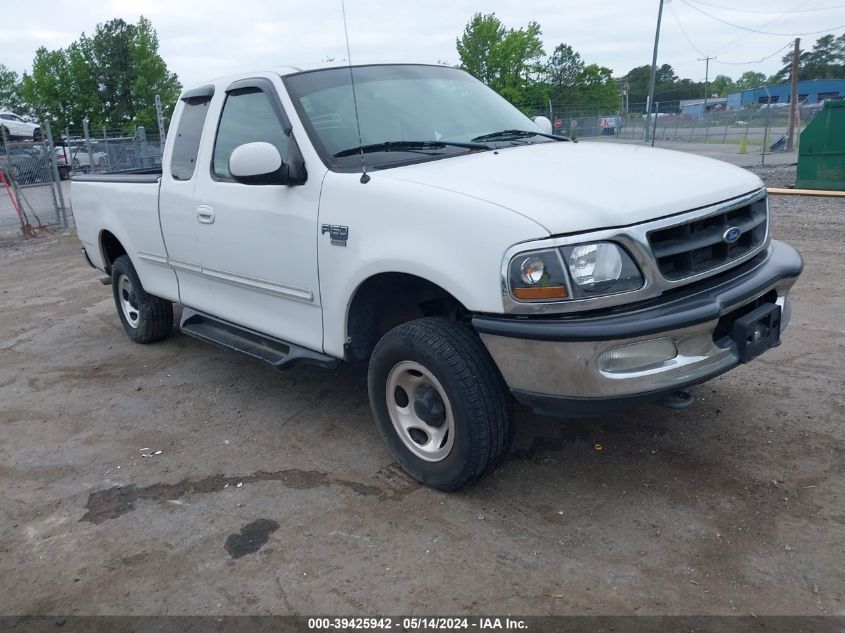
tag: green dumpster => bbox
[796,99,845,191]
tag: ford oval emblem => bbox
[723,226,742,244]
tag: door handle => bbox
[196,205,215,224]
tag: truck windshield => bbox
[283,64,551,171]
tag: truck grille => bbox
[648,196,768,281]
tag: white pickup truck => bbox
[73,63,803,490]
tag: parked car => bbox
[61,143,108,172]
[0,153,34,181]
[72,62,803,491]
[0,112,41,141]
[0,146,51,184]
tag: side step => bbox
[180,308,339,371]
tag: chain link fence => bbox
[0,126,69,239]
[1,122,164,240]
[59,125,164,177]
[523,100,824,151]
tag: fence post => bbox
[650,102,659,147]
[155,94,167,156]
[136,126,152,168]
[762,108,770,166]
[44,121,68,230]
[101,126,113,172]
[82,118,95,173]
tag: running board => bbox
[179,308,339,371]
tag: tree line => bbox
[0,16,180,138]
[456,13,845,109]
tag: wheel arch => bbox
[345,271,470,363]
[99,229,128,275]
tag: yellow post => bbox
[738,138,748,154]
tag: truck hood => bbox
[380,141,764,236]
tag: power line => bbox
[678,0,845,35]
[686,0,845,15]
[668,1,797,67]
[706,0,813,55]
[668,1,708,57]
[712,41,795,65]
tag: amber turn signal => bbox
[512,286,568,300]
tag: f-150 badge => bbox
[321,224,349,247]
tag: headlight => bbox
[508,242,643,303]
[508,249,569,301]
[560,242,643,297]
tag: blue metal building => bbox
[726,79,845,110]
[680,99,727,118]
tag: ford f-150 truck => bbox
[73,63,803,490]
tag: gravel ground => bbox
[0,164,843,616]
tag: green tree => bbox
[545,43,584,103]
[708,74,735,97]
[129,17,181,129]
[0,65,22,111]
[774,34,845,83]
[456,13,506,85]
[571,64,619,109]
[20,47,76,131]
[623,64,697,102]
[457,13,546,105]
[18,16,180,135]
[735,71,766,91]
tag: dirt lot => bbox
[0,165,843,616]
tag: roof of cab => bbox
[179,61,449,99]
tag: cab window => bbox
[212,88,289,181]
[170,96,211,181]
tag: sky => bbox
[2,0,844,89]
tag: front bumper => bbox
[473,240,803,417]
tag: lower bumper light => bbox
[598,338,678,373]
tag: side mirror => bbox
[532,116,553,135]
[229,142,286,185]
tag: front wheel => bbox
[368,317,513,491]
[111,255,173,343]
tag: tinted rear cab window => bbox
[171,96,211,180]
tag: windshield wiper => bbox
[333,140,489,158]
[471,129,567,142]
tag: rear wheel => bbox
[33,128,42,142]
[368,317,513,491]
[111,255,173,344]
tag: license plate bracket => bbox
[732,303,782,363]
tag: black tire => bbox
[368,317,513,491]
[58,166,69,180]
[33,128,42,142]
[111,255,173,344]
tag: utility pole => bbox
[698,56,716,119]
[786,38,800,151]
[699,56,716,143]
[646,0,665,144]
